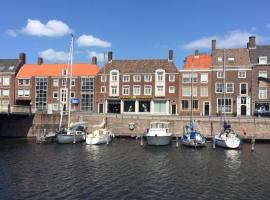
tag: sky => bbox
[1,0,270,68]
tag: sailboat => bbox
[56,35,87,144]
[181,70,206,147]
[214,49,240,149]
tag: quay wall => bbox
[28,113,270,140]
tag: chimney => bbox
[168,49,173,61]
[108,51,113,62]
[247,42,250,49]
[37,57,43,65]
[249,36,256,49]
[19,52,26,64]
[212,40,216,50]
[195,49,199,56]
[91,56,97,64]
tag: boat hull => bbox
[181,138,206,147]
[57,134,85,144]
[214,136,240,149]
[86,135,112,145]
[146,135,172,146]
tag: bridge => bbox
[0,105,33,116]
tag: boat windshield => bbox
[150,123,169,129]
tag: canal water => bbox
[0,138,269,200]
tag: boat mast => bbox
[67,34,74,129]
[191,69,193,125]
[222,49,226,123]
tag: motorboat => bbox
[146,122,172,146]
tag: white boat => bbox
[146,122,172,146]
[214,122,240,149]
[86,129,113,145]
[181,122,206,147]
[57,122,87,144]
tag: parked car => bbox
[254,108,270,117]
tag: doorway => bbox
[204,102,210,116]
[241,105,247,116]
[171,104,177,115]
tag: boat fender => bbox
[128,122,136,131]
[242,127,247,135]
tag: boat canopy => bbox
[150,122,170,129]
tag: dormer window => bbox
[217,57,223,62]
[259,56,267,64]
[228,57,235,61]
[62,69,68,76]
[9,66,14,70]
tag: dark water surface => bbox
[0,138,270,200]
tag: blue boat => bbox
[181,122,206,147]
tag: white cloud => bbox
[77,34,111,48]
[5,29,17,37]
[87,51,106,62]
[39,49,69,63]
[22,19,72,37]
[182,30,269,49]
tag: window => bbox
[182,73,197,83]
[62,79,66,86]
[259,56,267,64]
[182,86,197,97]
[133,75,141,82]
[157,72,164,81]
[3,77,9,86]
[144,75,152,82]
[53,104,59,111]
[111,72,118,81]
[122,75,130,82]
[240,83,248,95]
[18,89,24,97]
[2,89,9,97]
[139,101,151,112]
[123,101,135,112]
[217,72,224,79]
[169,86,175,94]
[259,71,267,78]
[217,57,223,62]
[111,86,117,95]
[53,91,58,99]
[154,101,166,113]
[70,91,75,98]
[226,83,234,93]
[81,78,94,111]
[62,69,68,76]
[101,86,106,93]
[35,78,47,111]
[0,77,2,83]
[24,89,30,97]
[25,79,30,85]
[122,86,130,95]
[238,71,246,78]
[215,83,224,93]
[133,85,141,95]
[181,100,198,110]
[200,73,208,83]
[228,57,235,61]
[18,79,23,85]
[156,86,164,96]
[144,85,152,95]
[169,75,175,82]
[259,87,267,99]
[101,75,106,82]
[200,86,208,97]
[71,79,76,86]
[217,98,232,113]
[53,79,59,87]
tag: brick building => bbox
[179,50,212,116]
[249,36,270,114]
[211,40,252,116]
[94,50,179,115]
[15,57,99,113]
[0,53,25,111]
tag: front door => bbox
[204,102,210,116]
[241,105,247,115]
[99,103,104,113]
[171,104,176,115]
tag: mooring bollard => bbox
[251,136,255,152]
[212,137,216,149]
[140,135,144,147]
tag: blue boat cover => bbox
[190,131,196,139]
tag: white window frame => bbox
[101,86,106,93]
[259,87,267,99]
[259,56,267,65]
[144,75,152,82]
[217,72,224,79]
[24,89,30,97]
[71,79,76,86]
[133,75,141,82]
[3,77,10,86]
[217,57,223,62]
[215,83,224,93]
[53,91,59,99]
[18,89,24,97]
[200,73,208,83]
[169,86,175,93]
[240,83,248,95]
[2,89,9,97]
[226,82,234,93]
[217,98,232,113]
[122,85,130,95]
[122,75,130,82]
[70,91,76,98]
[200,86,208,97]
[62,79,66,86]
[144,85,152,95]
[238,71,246,78]
[53,79,59,87]
[169,74,175,82]
[228,57,235,61]
[101,75,107,82]
[133,85,141,95]
[111,86,117,96]
[259,71,267,78]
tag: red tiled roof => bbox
[17,63,99,78]
[184,54,211,69]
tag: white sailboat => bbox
[214,49,240,149]
[181,69,206,147]
[56,34,86,144]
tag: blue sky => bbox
[1,0,270,68]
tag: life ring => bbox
[242,127,247,135]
